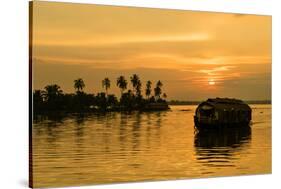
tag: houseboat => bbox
[194,98,251,129]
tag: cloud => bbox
[198,66,236,75]
[34,33,211,47]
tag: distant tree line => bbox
[33,74,168,114]
[168,100,201,105]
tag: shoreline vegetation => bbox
[33,74,170,115]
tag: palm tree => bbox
[33,90,44,111]
[163,93,167,100]
[136,80,142,96]
[43,84,63,102]
[33,90,43,102]
[145,80,152,99]
[116,76,128,96]
[102,77,110,96]
[130,74,140,95]
[156,80,163,88]
[154,80,163,100]
[74,78,85,92]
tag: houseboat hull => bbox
[194,115,250,130]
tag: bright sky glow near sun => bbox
[31,1,271,101]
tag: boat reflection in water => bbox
[194,125,251,170]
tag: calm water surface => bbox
[32,105,271,188]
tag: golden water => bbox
[32,105,271,188]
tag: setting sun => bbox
[208,79,216,85]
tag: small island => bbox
[32,74,170,115]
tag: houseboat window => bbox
[215,111,219,119]
[199,109,213,117]
[199,105,214,117]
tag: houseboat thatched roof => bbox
[198,98,251,112]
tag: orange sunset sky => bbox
[31,1,271,101]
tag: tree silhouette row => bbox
[33,74,169,114]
